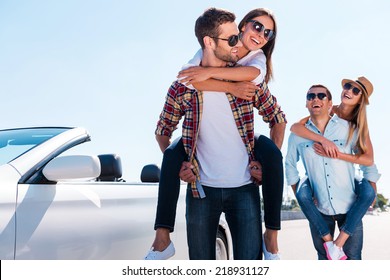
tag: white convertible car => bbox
[0,127,232,260]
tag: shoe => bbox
[262,235,281,260]
[323,241,347,260]
[144,242,175,260]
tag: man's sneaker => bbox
[262,236,281,260]
[323,241,347,260]
[144,242,175,260]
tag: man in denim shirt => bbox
[285,84,376,259]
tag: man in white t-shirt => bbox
[155,8,285,259]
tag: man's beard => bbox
[214,47,240,64]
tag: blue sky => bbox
[1,0,389,198]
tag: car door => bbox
[0,165,21,260]
[15,181,153,259]
[14,180,188,260]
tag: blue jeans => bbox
[309,213,363,260]
[296,178,375,237]
[186,184,262,260]
[254,135,283,230]
[154,135,283,232]
[154,138,186,232]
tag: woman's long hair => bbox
[348,93,369,154]
[238,8,277,83]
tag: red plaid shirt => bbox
[155,80,287,198]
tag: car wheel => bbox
[216,228,229,260]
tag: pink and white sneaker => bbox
[323,241,347,260]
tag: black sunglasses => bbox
[343,83,361,96]
[306,92,328,101]
[210,33,242,47]
[247,20,276,41]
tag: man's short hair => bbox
[195,7,236,49]
[308,84,333,101]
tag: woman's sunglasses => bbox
[247,20,276,41]
[210,33,242,47]
[343,83,361,96]
[306,92,328,101]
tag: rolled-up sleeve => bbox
[360,164,381,183]
[254,82,287,128]
[155,82,184,137]
[285,134,300,186]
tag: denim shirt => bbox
[285,115,359,215]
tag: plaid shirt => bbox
[155,80,287,198]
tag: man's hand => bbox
[179,161,196,183]
[249,161,263,184]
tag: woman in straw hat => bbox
[290,76,380,260]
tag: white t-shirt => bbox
[181,48,267,85]
[197,91,252,188]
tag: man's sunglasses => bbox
[343,83,361,96]
[247,20,276,41]
[306,92,328,101]
[210,33,242,47]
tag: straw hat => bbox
[341,76,374,102]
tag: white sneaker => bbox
[323,241,347,260]
[144,242,175,260]
[262,236,281,260]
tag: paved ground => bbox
[277,211,390,260]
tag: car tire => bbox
[216,228,229,260]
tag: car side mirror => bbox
[43,155,101,181]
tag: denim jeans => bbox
[154,135,284,232]
[296,178,375,237]
[309,213,363,260]
[154,137,186,232]
[254,135,284,230]
[186,184,262,260]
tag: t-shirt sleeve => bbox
[241,50,267,85]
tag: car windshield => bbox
[0,127,70,165]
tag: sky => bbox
[1,0,389,199]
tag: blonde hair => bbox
[348,93,369,154]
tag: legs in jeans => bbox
[254,135,283,254]
[148,138,186,253]
[296,178,330,237]
[154,137,186,231]
[254,135,283,230]
[340,178,375,235]
[297,177,373,258]
[309,213,363,260]
[151,135,283,256]
[186,184,261,260]
[297,178,375,238]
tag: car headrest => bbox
[140,164,160,183]
[97,154,122,181]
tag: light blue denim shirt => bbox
[358,164,381,183]
[285,115,359,215]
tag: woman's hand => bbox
[317,138,339,158]
[177,67,211,85]
[313,142,339,158]
[229,81,259,101]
